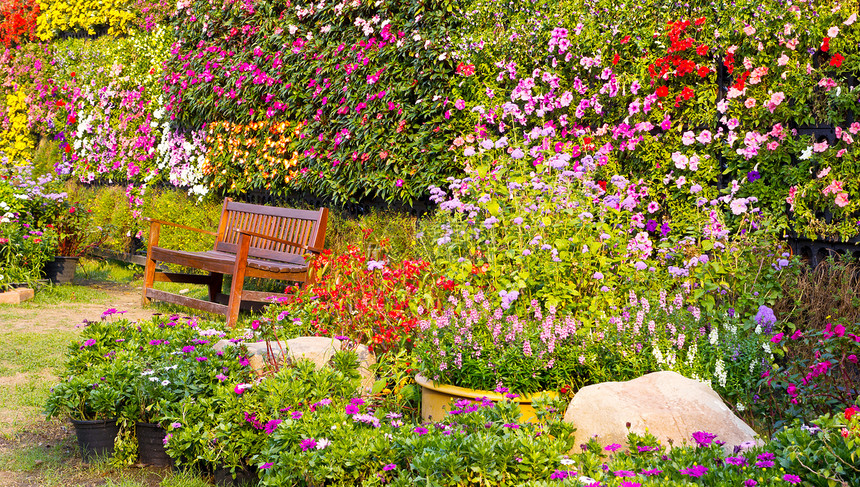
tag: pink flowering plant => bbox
[759,322,859,424]
[450,0,860,239]
[162,0,479,204]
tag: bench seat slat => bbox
[150,247,309,274]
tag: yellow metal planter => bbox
[415,374,557,423]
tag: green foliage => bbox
[326,209,420,262]
[256,395,576,487]
[772,408,860,487]
[163,357,361,475]
[45,354,139,420]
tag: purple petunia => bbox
[646,219,658,232]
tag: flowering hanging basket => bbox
[414,374,556,424]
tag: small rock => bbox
[563,371,759,451]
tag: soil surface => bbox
[14,281,160,331]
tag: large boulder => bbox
[563,371,759,451]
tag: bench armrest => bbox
[236,228,324,254]
[143,217,218,237]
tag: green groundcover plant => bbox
[46,310,858,486]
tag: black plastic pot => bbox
[213,465,259,486]
[70,418,119,461]
[43,256,79,284]
[136,422,174,466]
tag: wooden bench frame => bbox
[141,198,328,327]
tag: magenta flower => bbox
[264,419,282,434]
[291,411,303,420]
[414,426,429,436]
[259,462,274,470]
[604,443,622,452]
[725,456,747,466]
[383,463,397,471]
[345,404,360,415]
[783,474,801,484]
[691,431,717,447]
[300,438,317,451]
[679,465,708,478]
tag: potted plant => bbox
[42,200,106,284]
[0,168,60,291]
[132,358,210,466]
[45,360,137,461]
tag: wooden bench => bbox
[141,198,328,327]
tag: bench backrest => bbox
[214,198,328,263]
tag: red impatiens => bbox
[275,242,448,353]
[829,53,844,67]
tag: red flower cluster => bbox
[279,244,445,353]
[830,53,844,68]
[647,18,712,87]
[456,62,476,76]
[0,0,39,48]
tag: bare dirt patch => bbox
[2,284,162,333]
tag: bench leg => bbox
[208,273,223,302]
[142,254,157,305]
[142,221,161,306]
[227,233,251,327]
